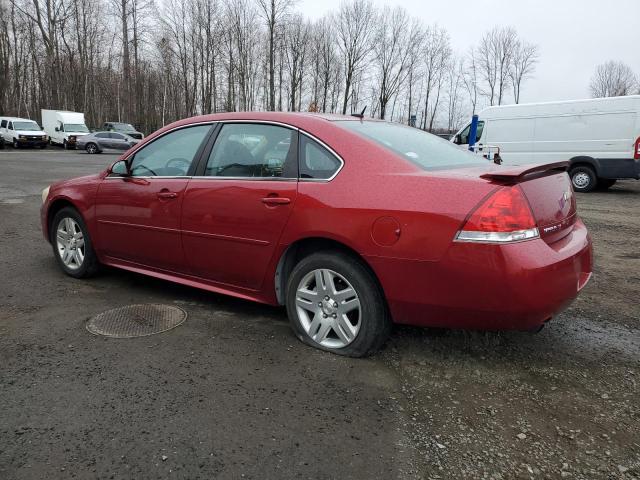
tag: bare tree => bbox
[510,40,538,103]
[255,0,294,111]
[334,0,375,114]
[371,6,417,120]
[478,26,517,106]
[462,46,480,115]
[590,60,638,98]
[421,24,450,130]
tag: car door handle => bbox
[157,191,178,199]
[261,196,291,205]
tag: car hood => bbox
[51,173,102,191]
[16,130,47,136]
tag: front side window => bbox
[8,122,13,130]
[205,123,297,178]
[299,135,342,180]
[338,120,485,171]
[95,132,109,139]
[457,121,484,145]
[130,124,211,177]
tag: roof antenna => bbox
[351,106,367,119]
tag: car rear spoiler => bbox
[480,161,569,182]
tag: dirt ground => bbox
[0,149,638,480]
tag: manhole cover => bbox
[86,304,187,338]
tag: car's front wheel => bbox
[286,251,390,357]
[85,142,99,154]
[50,207,99,278]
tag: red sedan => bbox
[41,112,593,356]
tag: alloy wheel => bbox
[86,143,97,154]
[295,268,361,349]
[572,172,590,189]
[56,217,85,270]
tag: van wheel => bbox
[12,139,19,148]
[63,140,69,149]
[596,179,616,190]
[570,166,597,193]
[286,251,391,357]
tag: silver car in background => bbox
[76,131,139,154]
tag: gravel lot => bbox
[1,148,638,479]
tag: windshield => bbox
[14,121,41,131]
[337,121,485,170]
[113,123,135,131]
[64,124,90,133]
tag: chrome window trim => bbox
[117,118,345,183]
[122,120,218,164]
[297,131,344,182]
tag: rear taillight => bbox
[634,136,640,160]
[456,185,539,243]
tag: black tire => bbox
[50,207,99,278]
[85,142,99,154]
[285,251,391,357]
[570,165,597,193]
[39,144,47,149]
[63,140,69,150]
[12,138,19,149]
[596,179,616,190]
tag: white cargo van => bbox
[452,96,640,192]
[41,110,90,149]
[0,117,48,148]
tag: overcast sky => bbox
[297,0,640,104]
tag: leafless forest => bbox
[0,0,632,134]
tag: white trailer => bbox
[452,95,640,192]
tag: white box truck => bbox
[41,110,90,149]
[451,95,640,192]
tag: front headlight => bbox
[68,136,76,141]
[19,135,26,139]
[42,186,50,204]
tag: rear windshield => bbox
[337,120,485,170]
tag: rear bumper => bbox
[367,219,593,331]
[595,158,640,180]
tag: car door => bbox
[94,123,214,272]
[108,132,130,151]
[181,122,298,290]
[93,132,111,150]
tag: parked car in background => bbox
[40,112,592,357]
[42,110,90,149]
[452,95,640,192]
[102,122,144,140]
[0,117,48,148]
[77,131,139,154]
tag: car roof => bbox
[0,117,39,122]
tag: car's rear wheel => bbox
[570,166,597,193]
[51,207,99,278]
[286,251,390,357]
[85,142,99,154]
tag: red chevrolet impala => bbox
[41,112,592,356]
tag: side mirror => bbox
[454,134,462,145]
[54,127,59,132]
[110,160,130,176]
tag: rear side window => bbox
[205,123,297,178]
[337,121,485,170]
[110,133,125,140]
[299,135,341,180]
